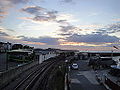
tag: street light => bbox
[65,60,70,90]
[65,60,68,63]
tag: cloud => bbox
[21,6,45,15]
[0,0,30,21]
[58,33,71,36]
[0,9,8,15]
[33,15,56,22]
[58,33,120,48]
[56,13,78,23]
[0,26,15,32]
[57,22,120,38]
[60,42,112,47]
[0,16,5,21]
[21,6,78,24]
[107,22,120,33]
[0,26,15,36]
[75,23,120,36]
[16,20,60,37]
[0,31,9,36]
[21,6,58,22]
[112,19,120,22]
[59,25,75,32]
[6,29,15,32]
[0,30,17,43]
[60,0,73,3]
[0,35,46,46]
[22,41,46,45]
[19,36,60,45]
[95,22,120,35]
[66,33,120,43]
[78,24,103,29]
[57,22,120,47]
[7,0,29,4]
[58,24,83,37]
[0,33,46,46]
[57,20,67,23]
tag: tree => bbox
[23,45,34,49]
[23,45,30,49]
[12,44,23,50]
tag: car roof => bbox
[73,63,78,65]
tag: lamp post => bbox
[65,60,70,90]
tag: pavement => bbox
[70,60,107,90]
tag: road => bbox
[70,60,107,90]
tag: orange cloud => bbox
[112,19,120,21]
[22,41,46,45]
[17,17,33,20]
[60,42,113,47]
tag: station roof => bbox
[8,49,32,53]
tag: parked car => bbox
[71,63,78,70]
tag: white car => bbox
[71,63,78,70]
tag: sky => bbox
[0,0,120,51]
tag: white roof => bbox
[8,49,32,53]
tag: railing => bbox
[105,76,120,90]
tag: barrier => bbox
[0,61,38,88]
[105,76,120,90]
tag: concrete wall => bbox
[0,60,38,88]
[0,53,59,88]
[38,53,58,64]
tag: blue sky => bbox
[0,0,120,51]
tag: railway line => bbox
[2,55,65,90]
[14,60,52,90]
[25,60,57,90]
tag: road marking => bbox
[77,74,82,75]
[79,71,99,85]
[71,78,81,84]
[77,73,82,75]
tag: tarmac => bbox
[69,60,107,90]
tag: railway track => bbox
[14,60,56,90]
[2,55,65,90]
[25,60,58,90]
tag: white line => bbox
[71,78,81,84]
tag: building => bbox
[0,42,12,52]
[8,49,33,62]
[34,48,59,64]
